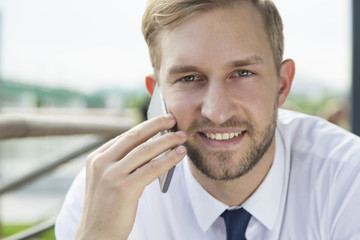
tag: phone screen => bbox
[147,84,176,193]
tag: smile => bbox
[203,131,245,141]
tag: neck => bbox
[189,138,276,207]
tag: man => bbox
[55,0,360,239]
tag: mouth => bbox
[196,129,247,148]
[202,131,246,141]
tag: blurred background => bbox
[0,0,356,238]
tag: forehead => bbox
[157,1,273,77]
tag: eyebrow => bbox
[227,55,265,68]
[167,55,265,76]
[168,65,201,76]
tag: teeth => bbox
[205,132,243,140]
[215,133,221,140]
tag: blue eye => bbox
[180,75,199,82]
[234,70,252,77]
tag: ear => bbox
[145,75,157,96]
[278,59,295,106]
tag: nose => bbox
[201,80,237,125]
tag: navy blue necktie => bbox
[221,208,252,240]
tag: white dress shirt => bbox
[55,109,360,239]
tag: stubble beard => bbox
[184,106,278,181]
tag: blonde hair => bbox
[142,0,284,75]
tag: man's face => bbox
[157,2,281,180]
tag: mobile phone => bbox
[147,84,176,193]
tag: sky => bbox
[0,0,352,94]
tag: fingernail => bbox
[175,131,186,138]
[175,145,186,154]
[164,113,175,120]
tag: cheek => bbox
[248,85,279,125]
[165,91,201,131]
[230,80,278,118]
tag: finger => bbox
[113,131,187,174]
[129,145,187,188]
[87,135,121,160]
[100,114,176,163]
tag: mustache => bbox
[186,117,254,133]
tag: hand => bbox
[75,113,187,240]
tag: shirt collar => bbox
[242,129,285,230]
[183,129,286,232]
[183,156,227,232]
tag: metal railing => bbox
[0,111,137,239]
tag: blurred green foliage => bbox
[0,79,150,110]
[1,224,54,239]
[284,92,350,130]
[0,80,105,108]
[284,93,334,115]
